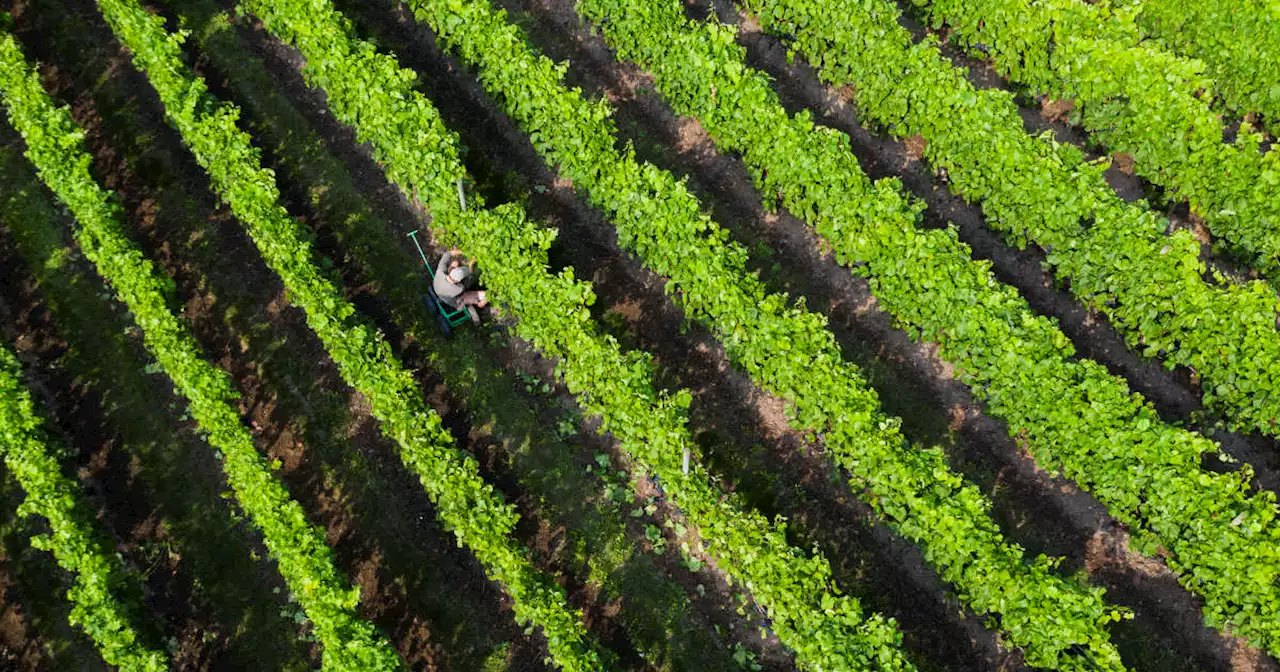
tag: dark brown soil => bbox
[886,0,1268,284]
[3,1,531,668]
[3,0,788,667]
[3,0,1278,669]
[328,0,1280,669]
[317,0,1063,668]
[215,4,785,667]
[694,2,1280,495]
[0,565,47,671]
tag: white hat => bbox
[448,267,469,283]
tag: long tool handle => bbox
[406,177,465,271]
[406,229,431,268]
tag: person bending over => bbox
[433,249,488,320]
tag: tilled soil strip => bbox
[8,0,535,667]
[707,1,1280,483]
[346,0,1278,668]
[0,532,61,671]
[0,295,107,671]
[322,0,1080,666]
[523,0,1279,668]
[694,2,1280,493]
[222,3,799,667]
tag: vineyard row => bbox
[576,0,1280,658]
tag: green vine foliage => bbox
[463,207,911,670]
[909,0,1280,288]
[577,0,1280,660]
[371,0,1131,669]
[740,0,1280,441]
[92,0,604,668]
[0,341,168,672]
[0,26,402,672]
[1116,0,1280,138]
[234,0,914,666]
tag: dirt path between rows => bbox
[338,0,1278,668]
[566,0,1280,667]
[7,1,542,667]
[697,2,1280,498]
[319,0,1141,666]
[0,288,108,672]
[884,0,1271,285]
[222,3,788,667]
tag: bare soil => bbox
[219,4,783,667]
[696,2,1280,493]
[890,0,1269,285]
[0,117,300,670]
[3,1,530,668]
[335,0,1280,668]
[319,0,1093,668]
[3,0,1278,669]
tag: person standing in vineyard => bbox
[434,248,488,322]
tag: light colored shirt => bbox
[433,252,472,307]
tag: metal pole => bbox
[406,229,431,268]
[456,177,467,212]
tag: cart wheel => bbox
[423,294,453,337]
